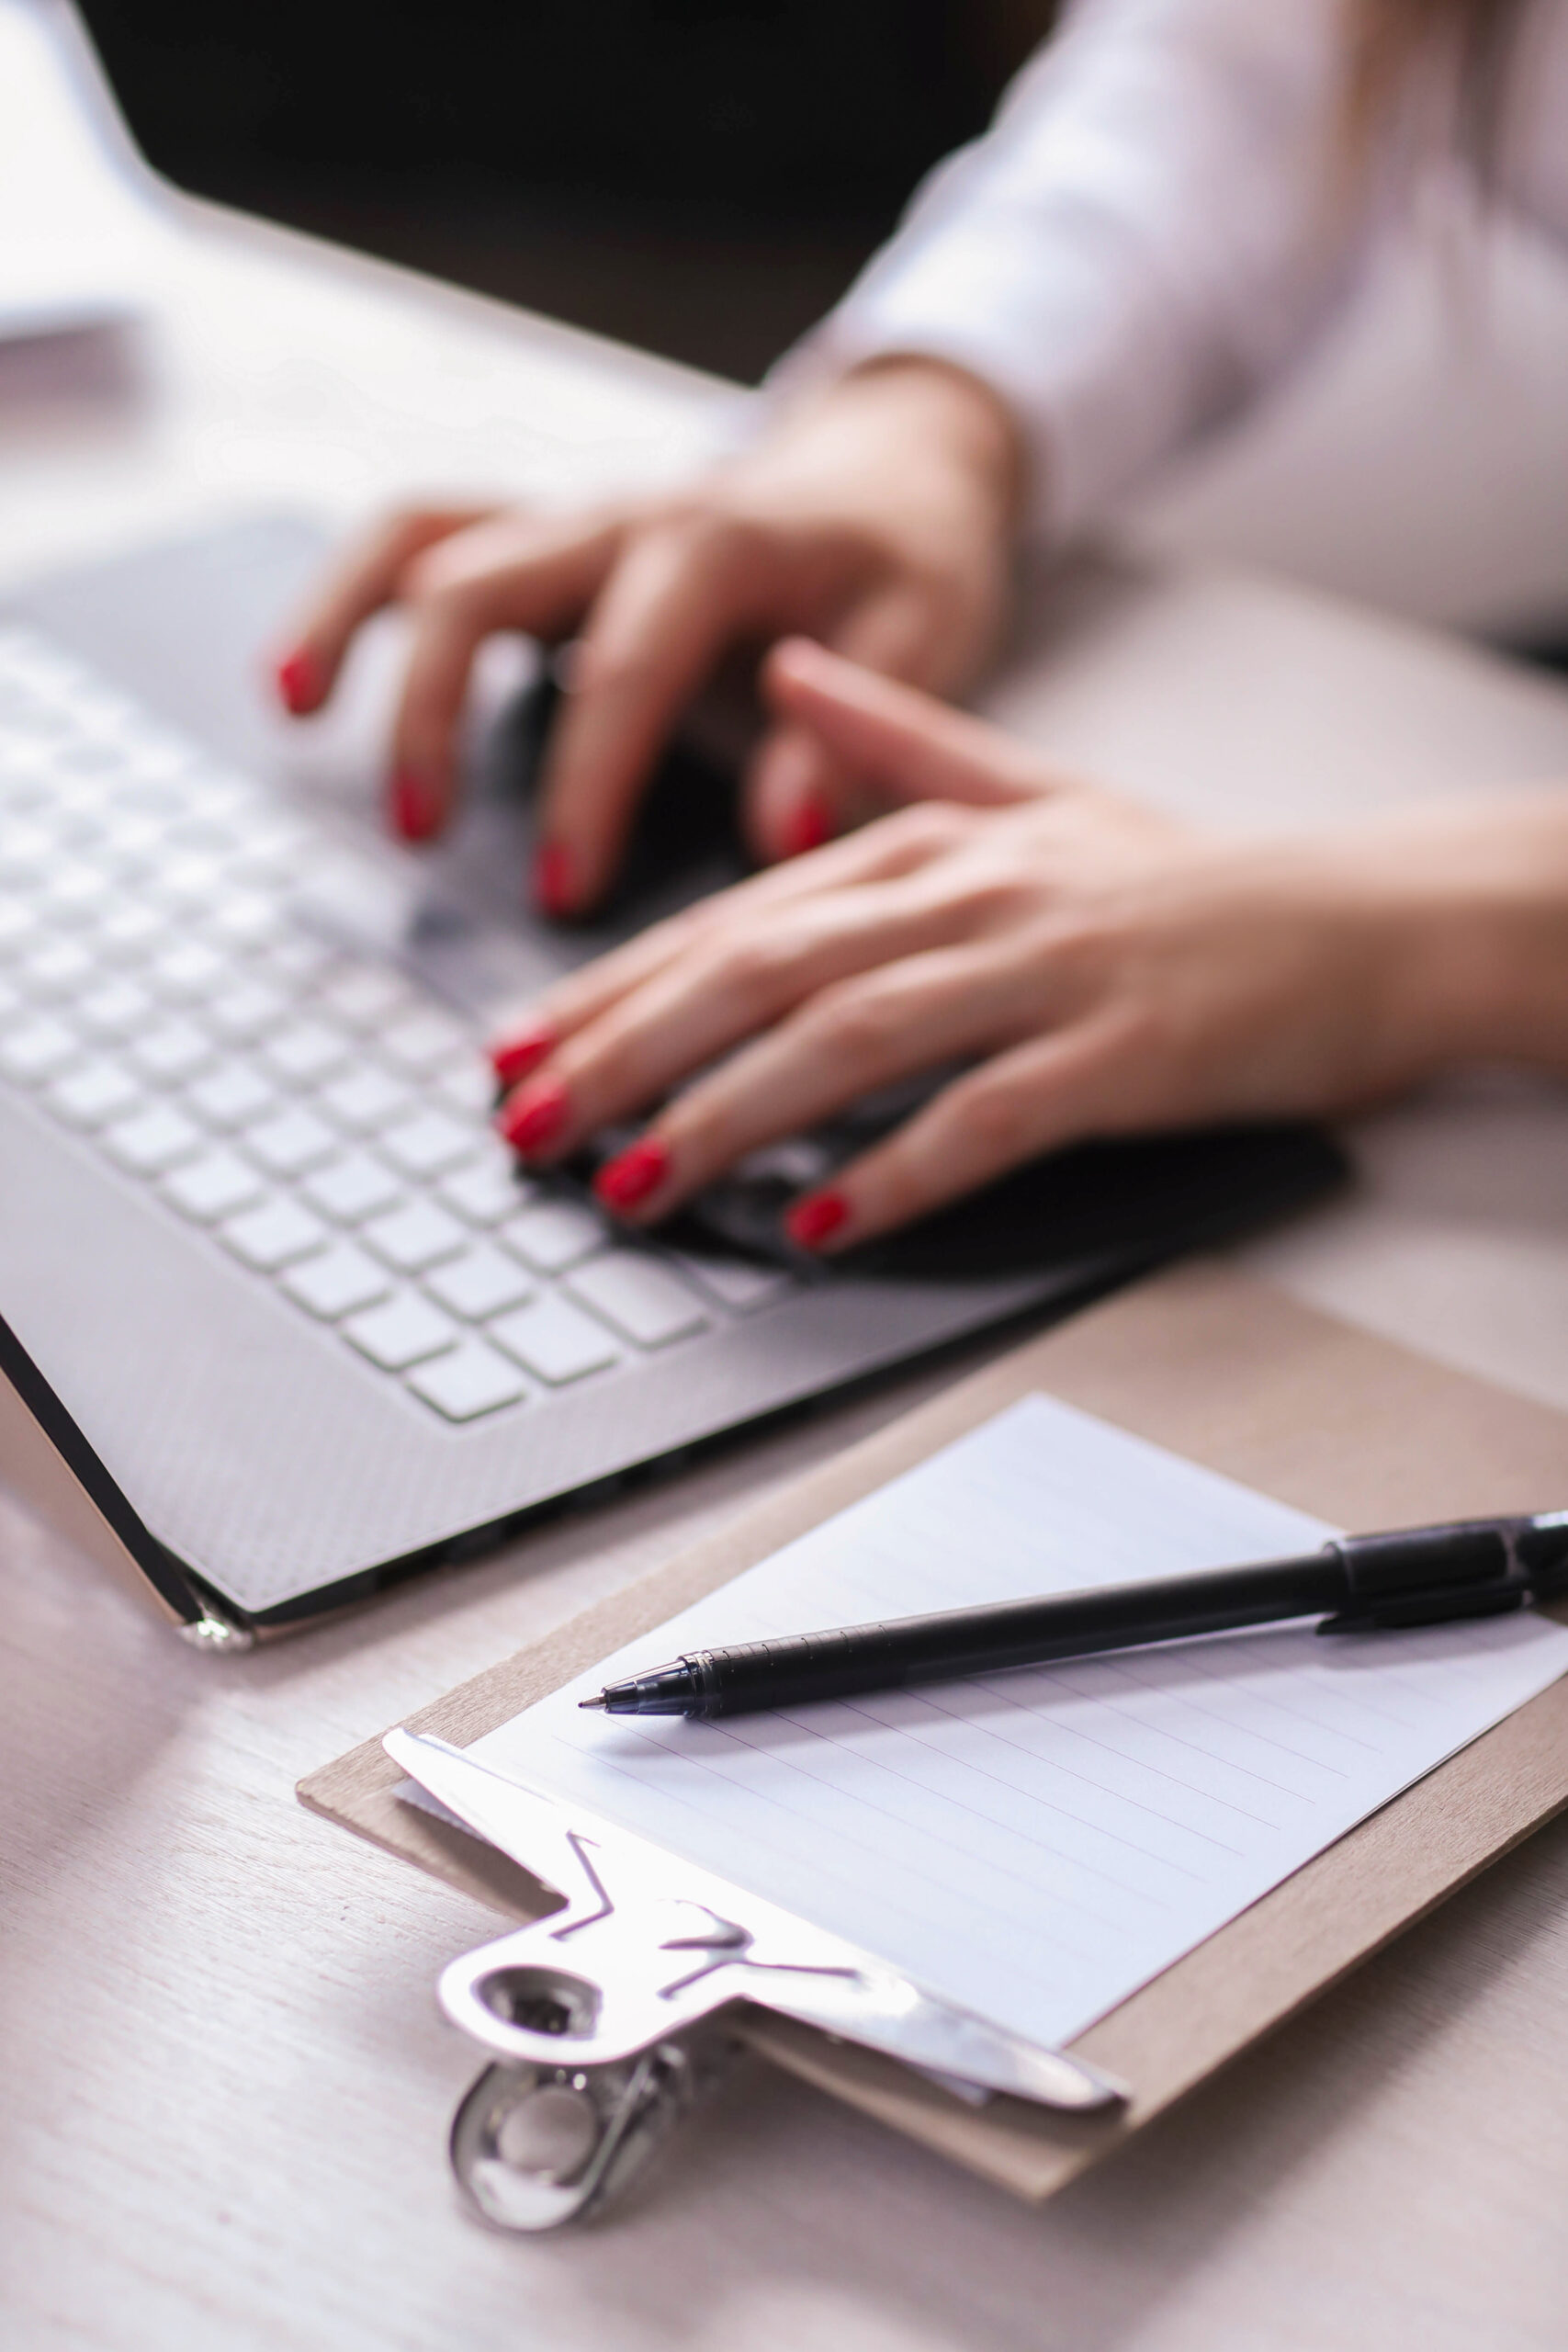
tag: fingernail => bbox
[785,1188,850,1250]
[490,1021,556,1091]
[392,766,440,842]
[498,1074,570,1156]
[276,647,320,716]
[534,840,574,917]
[782,794,832,858]
[593,1136,671,1214]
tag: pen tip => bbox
[578,1693,606,1710]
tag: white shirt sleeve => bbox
[778,0,1397,540]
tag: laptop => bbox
[0,515,1342,1645]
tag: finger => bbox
[532,521,756,912]
[741,585,959,863]
[521,867,1014,1153]
[587,941,1040,1219]
[763,637,1062,810]
[487,797,981,1080]
[270,505,497,715]
[784,1015,1146,1250]
[741,724,847,864]
[385,517,623,841]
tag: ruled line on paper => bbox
[470,1395,1568,2051]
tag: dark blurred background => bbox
[76,1,1056,382]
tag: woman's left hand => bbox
[489,639,1478,1250]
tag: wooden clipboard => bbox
[299,1261,1568,2202]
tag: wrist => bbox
[806,354,1028,536]
[1346,796,1568,1074]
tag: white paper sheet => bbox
[470,1396,1568,2051]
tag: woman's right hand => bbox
[269,356,1024,914]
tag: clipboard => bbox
[299,1261,1568,2205]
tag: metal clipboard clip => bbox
[386,1728,1128,2231]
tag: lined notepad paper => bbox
[471,1396,1568,2052]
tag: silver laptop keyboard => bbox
[0,622,797,1424]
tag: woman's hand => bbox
[270,358,1022,913]
[489,639,1567,1250]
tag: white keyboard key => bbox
[566,1253,707,1348]
[95,900,164,958]
[342,1291,457,1371]
[0,976,17,1021]
[262,1019,352,1084]
[423,1243,534,1320]
[147,851,229,909]
[93,810,170,870]
[232,810,312,869]
[166,811,238,854]
[433,1056,495,1114]
[184,1059,278,1129]
[490,1294,619,1385]
[671,1250,796,1312]
[438,1152,533,1227]
[0,820,55,877]
[206,889,283,946]
[130,1018,215,1083]
[407,1340,527,1422]
[362,1198,468,1273]
[315,1064,412,1132]
[208,979,288,1042]
[102,1102,203,1174]
[120,739,194,795]
[378,1107,479,1179]
[0,1014,82,1081]
[162,1148,266,1223]
[46,1057,144,1127]
[320,967,413,1029]
[500,1199,608,1273]
[0,899,39,954]
[264,933,335,984]
[243,1103,337,1177]
[281,1241,391,1320]
[185,770,259,822]
[145,940,231,1001]
[17,938,96,997]
[220,1196,329,1271]
[75,978,153,1040]
[380,1007,466,1072]
[40,861,114,923]
[300,1150,403,1224]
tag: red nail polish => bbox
[593,1136,671,1214]
[498,1075,570,1156]
[276,647,320,716]
[490,1022,556,1090]
[392,767,439,842]
[783,795,832,858]
[534,841,573,917]
[785,1189,850,1249]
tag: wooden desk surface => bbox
[6,7,1568,2347]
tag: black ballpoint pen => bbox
[580,1510,1568,1721]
